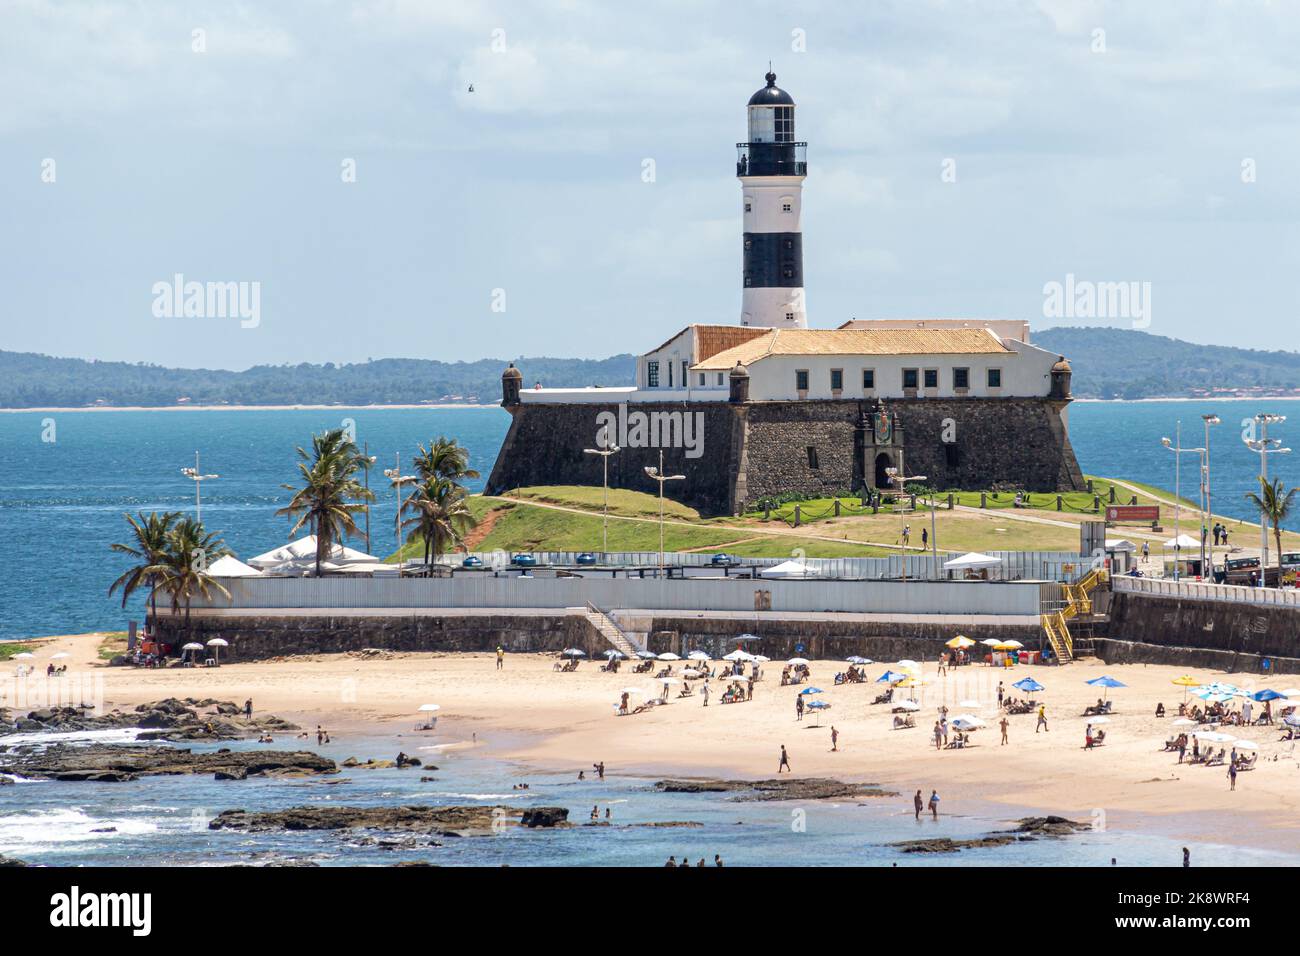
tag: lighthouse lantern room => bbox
[737,70,808,329]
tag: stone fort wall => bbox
[485,397,1084,516]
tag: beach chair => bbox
[892,715,916,730]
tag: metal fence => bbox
[421,549,1090,583]
[1112,575,1300,609]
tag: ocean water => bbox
[0,399,1298,641]
[1,729,1291,867]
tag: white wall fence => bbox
[195,575,1045,618]
[425,550,1089,583]
[1113,575,1300,609]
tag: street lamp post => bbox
[1245,414,1291,585]
[583,433,621,558]
[362,443,377,555]
[383,452,418,567]
[180,451,219,524]
[1161,425,1205,582]
[1200,415,1219,575]
[885,467,927,583]
[643,449,684,573]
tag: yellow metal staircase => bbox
[1042,568,1109,664]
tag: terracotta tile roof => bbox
[692,327,1009,370]
[643,324,769,360]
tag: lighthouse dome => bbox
[748,71,794,106]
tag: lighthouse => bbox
[737,70,808,329]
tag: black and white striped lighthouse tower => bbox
[737,69,808,329]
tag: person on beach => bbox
[928,790,940,820]
[496,646,505,670]
[796,695,805,721]
[997,682,1004,708]
[1084,724,1094,750]
[316,726,324,745]
[591,805,599,821]
[914,790,923,820]
[1183,847,1190,867]
[933,721,943,750]
[831,726,839,752]
[244,699,253,718]
[1177,736,1186,763]
[922,527,928,548]
[578,770,585,780]
[941,718,949,747]
[747,676,755,700]
[702,681,710,707]
[1192,735,1199,761]
[1000,716,1009,745]
[1229,761,1238,791]
[1036,705,1049,733]
[595,762,605,779]
[714,855,724,867]
[619,692,629,715]
[778,745,791,773]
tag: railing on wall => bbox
[418,550,1091,583]
[1112,575,1300,609]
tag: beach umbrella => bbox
[876,670,907,683]
[14,652,34,660]
[806,699,831,725]
[846,655,872,664]
[1253,689,1286,702]
[723,650,753,662]
[996,640,1025,650]
[897,676,929,687]
[787,657,810,666]
[681,668,702,679]
[1012,677,1044,694]
[980,639,1002,647]
[894,699,921,712]
[1286,713,1300,729]
[50,652,71,660]
[799,687,824,696]
[946,636,975,649]
[205,637,228,664]
[734,633,762,642]
[1198,731,1234,742]
[1171,675,1199,687]
[656,652,680,661]
[753,655,770,663]
[687,651,710,661]
[561,648,587,658]
[1085,675,1126,700]
[635,651,657,659]
[951,715,985,731]
[603,649,626,659]
[1278,688,1300,699]
[898,659,920,670]
[417,703,441,712]
[181,641,204,663]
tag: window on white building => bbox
[830,369,843,391]
[987,368,1002,388]
[953,367,970,390]
[862,369,875,389]
[796,369,809,392]
[647,361,659,388]
[923,368,938,389]
[902,368,919,389]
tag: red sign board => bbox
[1105,505,1160,523]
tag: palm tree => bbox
[156,518,232,641]
[413,437,479,485]
[277,428,375,576]
[108,511,181,630]
[1244,476,1298,585]
[401,476,477,570]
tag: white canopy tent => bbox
[248,535,381,571]
[1162,533,1200,550]
[943,552,1001,579]
[761,559,819,580]
[208,554,263,577]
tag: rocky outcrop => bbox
[519,806,569,828]
[208,805,554,837]
[891,816,1090,854]
[0,698,298,741]
[0,854,28,867]
[655,777,895,801]
[0,744,336,782]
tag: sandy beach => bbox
[12,633,1300,853]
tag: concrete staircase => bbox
[584,603,639,659]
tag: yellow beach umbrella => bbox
[946,636,975,649]
[992,641,1020,651]
[1171,676,1199,687]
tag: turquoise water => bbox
[0,400,1297,641]
[1,729,1291,867]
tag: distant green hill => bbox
[0,351,636,408]
[3,327,1297,407]
[1034,327,1300,400]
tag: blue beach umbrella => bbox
[1086,675,1127,701]
[800,687,824,696]
[1253,689,1286,702]
[1012,677,1044,694]
[876,671,907,683]
[806,700,831,710]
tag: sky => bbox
[2,0,1299,370]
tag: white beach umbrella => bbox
[787,657,810,666]
[722,650,753,662]
[657,652,681,661]
[1278,689,1300,699]
[687,651,710,661]
[14,652,34,660]
[50,652,70,660]
[417,704,441,713]
[205,637,228,664]
[753,655,770,663]
[997,640,1025,650]
[894,700,921,712]
[980,639,1002,647]
[682,668,702,679]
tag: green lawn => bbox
[0,642,36,661]
[500,485,702,520]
